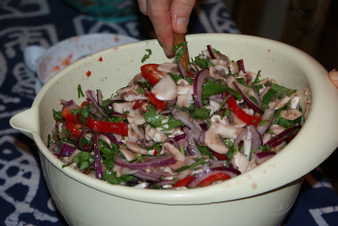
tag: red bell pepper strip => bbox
[132,100,146,110]
[197,172,231,187]
[140,64,163,85]
[173,175,195,188]
[227,96,261,126]
[62,107,78,123]
[146,92,167,110]
[65,121,82,137]
[87,118,128,136]
[211,150,228,161]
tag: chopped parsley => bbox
[141,49,152,63]
[169,72,184,83]
[176,158,206,172]
[144,106,183,130]
[202,79,242,100]
[53,109,63,121]
[74,152,94,170]
[262,83,296,109]
[99,141,119,170]
[103,170,135,185]
[224,139,238,160]
[191,107,210,120]
[192,55,213,69]
[197,145,213,158]
[77,84,85,98]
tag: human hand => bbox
[137,0,196,57]
[328,69,338,88]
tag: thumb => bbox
[171,0,196,34]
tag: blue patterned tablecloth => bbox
[0,0,337,226]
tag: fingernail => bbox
[175,17,188,33]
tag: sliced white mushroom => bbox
[145,125,167,142]
[206,100,221,115]
[151,75,177,101]
[280,109,302,121]
[126,142,148,155]
[205,119,243,154]
[270,124,285,136]
[176,79,194,107]
[209,66,227,80]
[112,102,133,114]
[163,142,185,161]
[116,85,147,101]
[289,96,300,109]
[128,124,145,143]
[120,147,136,161]
[262,133,272,144]
[231,152,250,173]
[127,110,145,125]
[271,95,291,110]
[228,61,239,74]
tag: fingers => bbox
[148,0,175,57]
[171,0,195,33]
[328,69,338,89]
[137,0,147,15]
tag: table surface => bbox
[0,0,337,226]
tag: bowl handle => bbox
[10,108,38,139]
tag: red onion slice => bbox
[60,99,77,108]
[86,90,107,117]
[233,82,263,114]
[93,135,104,179]
[133,170,163,182]
[211,166,241,177]
[256,151,276,165]
[115,156,176,169]
[257,108,275,135]
[237,59,246,73]
[59,143,76,157]
[193,69,209,107]
[247,125,262,152]
[265,125,301,147]
[188,170,229,188]
[207,45,216,59]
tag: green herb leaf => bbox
[176,158,206,172]
[165,117,183,130]
[197,145,213,158]
[275,115,303,129]
[191,107,210,120]
[224,139,238,160]
[99,142,119,170]
[141,49,152,63]
[103,170,135,185]
[192,56,213,69]
[169,72,184,83]
[74,152,94,170]
[147,143,163,151]
[144,106,164,128]
[77,84,85,98]
[262,83,296,109]
[252,70,262,84]
[202,79,242,100]
[53,109,63,121]
[223,108,232,118]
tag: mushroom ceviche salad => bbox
[48,45,311,189]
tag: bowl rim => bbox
[30,33,338,205]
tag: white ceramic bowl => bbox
[10,34,338,226]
